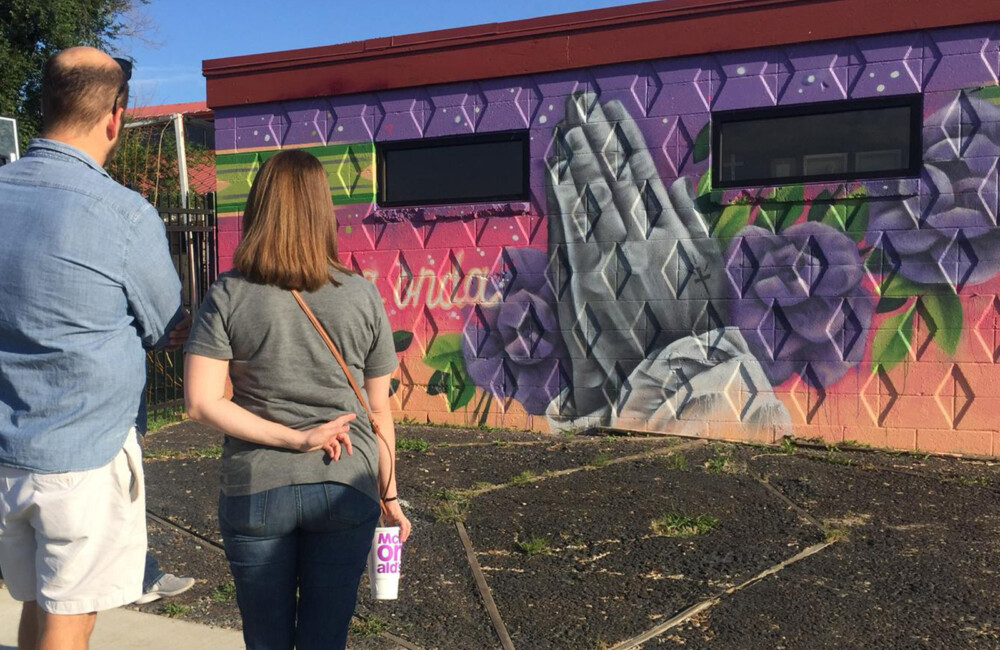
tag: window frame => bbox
[710,94,924,189]
[376,129,531,208]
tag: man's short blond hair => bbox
[41,52,128,134]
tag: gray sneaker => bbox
[135,573,196,605]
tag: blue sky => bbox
[120,0,631,106]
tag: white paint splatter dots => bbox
[475,106,481,113]
[509,88,516,93]
[662,117,669,124]
[876,84,886,93]
[512,235,520,242]
[264,134,271,142]
[798,88,804,94]
[539,115,548,124]
[890,70,900,79]
[454,115,462,124]
[548,104,554,111]
[869,72,876,78]
[253,130,259,136]
[806,74,816,84]
[736,66,746,75]
[337,125,344,132]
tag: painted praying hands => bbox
[545,92,726,420]
[545,92,791,432]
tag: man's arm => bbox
[123,204,184,349]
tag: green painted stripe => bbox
[216,142,376,211]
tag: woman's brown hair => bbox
[233,149,352,291]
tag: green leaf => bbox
[445,362,476,412]
[393,330,414,353]
[878,273,927,298]
[423,333,464,371]
[712,204,751,241]
[841,199,869,243]
[807,189,835,222]
[697,168,712,197]
[919,291,963,355]
[876,296,909,313]
[426,370,449,396]
[693,122,711,163]
[975,84,1000,105]
[768,184,805,206]
[870,305,915,373]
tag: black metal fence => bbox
[145,192,218,421]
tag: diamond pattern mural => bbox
[214,22,1000,455]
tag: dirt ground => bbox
[138,421,1000,649]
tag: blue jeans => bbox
[219,482,380,650]
[143,553,165,591]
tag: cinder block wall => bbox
[213,23,1000,456]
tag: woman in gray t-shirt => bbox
[184,150,410,650]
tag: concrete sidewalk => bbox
[0,585,243,650]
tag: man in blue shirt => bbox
[0,46,189,650]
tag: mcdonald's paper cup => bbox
[368,526,402,600]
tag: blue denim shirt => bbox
[0,139,183,472]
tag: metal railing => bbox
[145,192,217,421]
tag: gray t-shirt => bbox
[184,268,398,501]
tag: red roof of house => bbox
[203,0,1000,109]
[128,101,213,120]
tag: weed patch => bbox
[162,603,189,618]
[350,614,387,637]
[514,536,551,556]
[211,582,236,602]
[651,513,718,538]
[396,436,430,452]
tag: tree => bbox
[108,118,214,202]
[0,0,146,146]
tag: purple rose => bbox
[462,247,567,415]
[867,93,1000,288]
[725,222,875,387]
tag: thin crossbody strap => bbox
[291,289,393,513]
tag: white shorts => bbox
[0,429,146,614]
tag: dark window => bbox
[712,95,922,188]
[378,131,529,207]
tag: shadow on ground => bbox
[139,422,1000,649]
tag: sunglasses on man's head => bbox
[112,57,133,113]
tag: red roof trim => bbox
[203,0,1000,109]
[128,101,213,120]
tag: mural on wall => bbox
[458,82,1000,435]
[213,25,1000,451]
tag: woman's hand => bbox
[381,500,411,543]
[302,413,357,460]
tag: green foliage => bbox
[975,84,1000,106]
[422,333,475,411]
[650,513,718,537]
[392,330,413,352]
[870,304,916,373]
[211,582,236,603]
[108,123,213,200]
[510,470,536,485]
[162,602,188,618]
[588,451,611,467]
[145,406,183,432]
[514,536,551,556]
[692,122,711,163]
[350,615,388,638]
[713,203,751,241]
[662,452,688,471]
[759,184,805,232]
[919,291,962,355]
[0,0,146,146]
[396,436,429,452]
